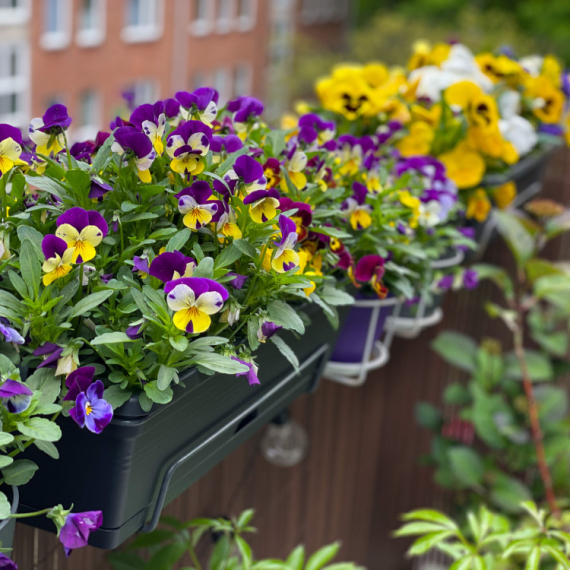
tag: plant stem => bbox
[188,545,203,570]
[10,508,51,519]
[62,131,72,169]
[513,310,560,518]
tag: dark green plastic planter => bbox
[18,304,340,550]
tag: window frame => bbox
[73,88,101,142]
[0,0,30,27]
[190,0,214,37]
[121,0,164,44]
[0,40,29,128]
[40,0,72,51]
[76,0,106,48]
[236,0,257,32]
[216,0,234,35]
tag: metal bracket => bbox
[323,297,402,387]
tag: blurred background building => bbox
[0,0,351,139]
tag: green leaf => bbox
[106,552,146,570]
[408,531,455,556]
[525,546,541,570]
[237,509,255,528]
[91,134,114,174]
[103,386,132,410]
[215,243,243,268]
[533,274,570,299]
[24,174,67,199]
[17,417,62,442]
[270,335,299,370]
[19,239,41,299]
[267,301,305,334]
[65,169,91,193]
[504,350,553,382]
[432,331,478,372]
[0,433,14,447]
[16,225,44,258]
[0,492,10,520]
[306,543,340,570]
[0,456,13,469]
[286,545,305,570]
[443,383,471,406]
[25,367,60,405]
[447,447,484,488]
[165,228,191,252]
[157,365,178,390]
[402,510,457,530]
[169,335,188,352]
[34,440,59,459]
[319,287,354,306]
[143,381,173,404]
[2,459,38,485]
[8,270,28,299]
[415,402,443,430]
[193,256,214,279]
[542,545,570,569]
[236,535,253,570]
[490,476,532,514]
[394,521,453,537]
[191,353,248,375]
[266,129,287,157]
[91,331,134,345]
[69,290,114,319]
[494,211,534,265]
[233,239,257,258]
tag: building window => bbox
[76,0,106,47]
[122,0,163,43]
[216,0,233,34]
[74,89,100,142]
[41,0,71,50]
[0,42,28,128]
[191,0,212,36]
[236,0,256,32]
[213,67,231,106]
[0,0,30,26]
[128,79,158,107]
[233,63,251,96]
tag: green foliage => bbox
[107,511,362,570]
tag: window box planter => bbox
[18,304,339,550]
[0,488,18,550]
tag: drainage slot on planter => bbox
[234,409,259,434]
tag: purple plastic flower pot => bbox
[330,293,395,363]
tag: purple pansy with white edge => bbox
[213,168,239,200]
[342,182,372,230]
[243,189,280,224]
[232,357,260,386]
[111,126,156,183]
[130,101,166,155]
[175,180,222,230]
[166,120,212,177]
[271,214,300,273]
[59,510,103,556]
[176,88,219,125]
[149,251,196,282]
[70,380,113,434]
[227,96,264,125]
[354,255,388,298]
[164,97,182,125]
[298,113,336,146]
[257,321,282,343]
[0,379,33,414]
[0,318,24,345]
[165,277,228,334]
[55,207,108,263]
[210,135,243,163]
[232,154,267,194]
[63,366,95,402]
[132,255,150,278]
[28,104,71,155]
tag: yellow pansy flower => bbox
[494,182,516,210]
[396,121,434,157]
[439,142,486,189]
[466,189,492,222]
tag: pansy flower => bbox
[166,120,212,177]
[63,366,95,402]
[70,140,95,163]
[0,553,16,569]
[176,88,219,125]
[28,104,71,155]
[55,207,108,263]
[70,379,113,434]
[263,158,281,189]
[227,96,264,137]
[0,124,26,176]
[297,113,336,146]
[88,178,113,201]
[271,215,300,273]
[149,251,196,282]
[257,320,282,342]
[353,255,388,299]
[279,197,312,241]
[0,379,33,414]
[232,154,267,194]
[336,135,363,177]
[342,182,372,230]
[216,208,242,241]
[210,134,243,163]
[41,234,74,285]
[466,189,491,222]
[175,180,221,230]
[126,323,144,340]
[164,97,181,125]
[130,101,166,155]
[280,146,308,191]
[132,255,149,279]
[165,277,228,333]
[232,356,260,386]
[111,126,156,183]
[0,318,24,345]
[227,272,248,289]
[243,189,280,224]
[59,510,103,556]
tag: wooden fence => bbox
[11,148,570,569]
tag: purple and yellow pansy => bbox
[175,180,222,230]
[166,120,212,176]
[271,215,300,273]
[55,207,108,263]
[111,126,156,183]
[41,235,75,285]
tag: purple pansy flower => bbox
[227,96,264,125]
[175,180,222,230]
[354,255,388,298]
[0,319,24,345]
[59,510,103,556]
[41,234,74,285]
[126,324,143,340]
[243,189,280,224]
[271,214,300,273]
[132,255,150,278]
[165,277,229,334]
[213,168,239,199]
[34,342,63,368]
[232,357,260,386]
[28,104,71,155]
[70,380,113,434]
[342,182,372,230]
[279,197,313,241]
[122,89,136,110]
[232,154,267,194]
[164,98,181,122]
[227,272,248,289]
[257,321,282,343]
[111,126,156,183]
[0,554,17,569]
[166,120,212,177]
[463,269,479,290]
[210,134,244,155]
[149,251,196,282]
[109,116,133,130]
[0,379,33,414]
[130,101,166,155]
[176,87,219,125]
[298,113,335,145]
[55,207,108,263]
[437,274,454,291]
[88,178,113,200]
[0,124,23,146]
[64,366,95,402]
[70,140,95,163]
